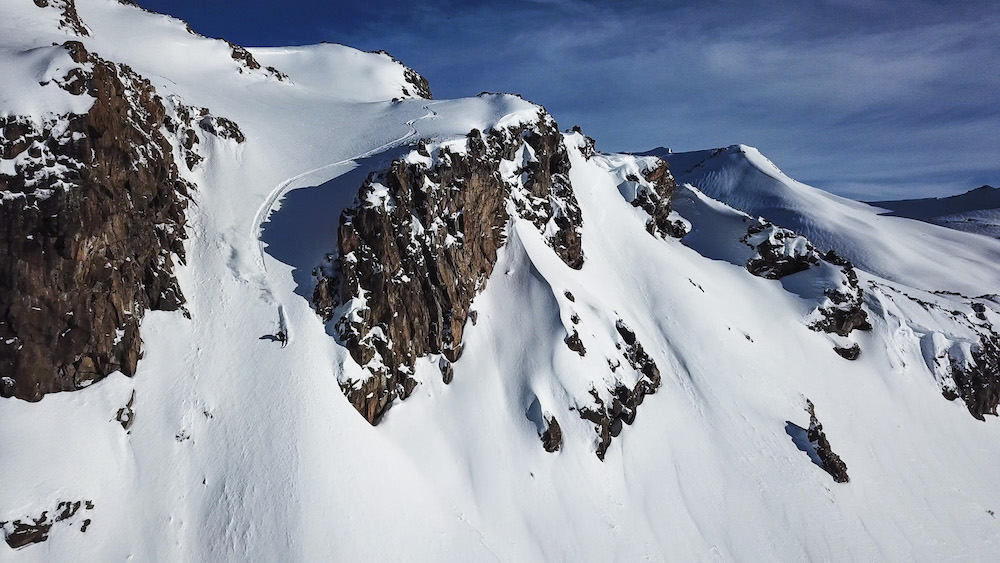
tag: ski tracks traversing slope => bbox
[244,103,441,344]
[251,102,441,276]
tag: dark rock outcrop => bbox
[313,113,583,423]
[564,330,586,356]
[164,98,246,170]
[805,400,850,483]
[0,41,194,401]
[947,332,1000,420]
[577,320,661,460]
[540,415,562,453]
[225,41,288,81]
[368,50,433,99]
[34,0,89,36]
[834,343,861,360]
[116,390,136,430]
[742,222,870,339]
[1,500,94,549]
[632,160,687,238]
[743,222,819,279]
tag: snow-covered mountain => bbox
[868,184,1000,240]
[2,1,999,561]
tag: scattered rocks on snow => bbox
[577,320,662,460]
[33,0,90,36]
[1,499,94,549]
[164,98,245,170]
[226,41,288,81]
[368,50,433,99]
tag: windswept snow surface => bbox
[657,145,1000,296]
[3,1,1000,561]
[868,185,1000,240]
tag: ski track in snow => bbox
[251,103,440,278]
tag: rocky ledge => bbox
[313,112,583,423]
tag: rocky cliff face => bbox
[313,113,583,424]
[0,38,199,400]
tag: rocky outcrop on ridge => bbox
[368,50,433,99]
[34,0,90,36]
[0,39,199,400]
[630,160,688,239]
[313,113,583,423]
[742,222,871,340]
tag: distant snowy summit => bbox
[869,184,1000,239]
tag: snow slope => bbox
[655,145,1000,296]
[868,185,1000,240]
[2,1,1000,561]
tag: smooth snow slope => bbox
[656,145,1000,296]
[869,185,1000,240]
[3,1,1000,561]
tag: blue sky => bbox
[139,0,999,200]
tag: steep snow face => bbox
[658,145,1000,296]
[3,1,1000,562]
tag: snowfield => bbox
[2,1,1000,561]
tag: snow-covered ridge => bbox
[657,144,1000,296]
[869,184,1000,239]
